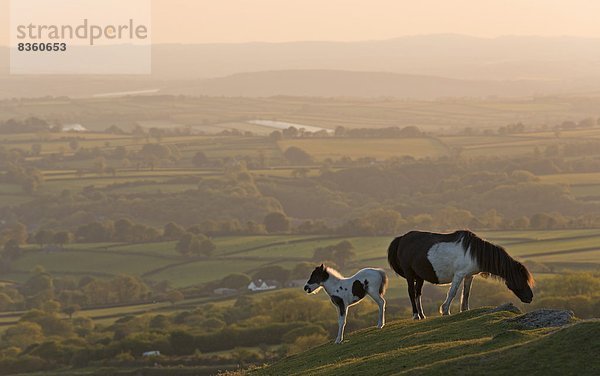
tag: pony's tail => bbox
[378,269,388,296]
[387,236,403,277]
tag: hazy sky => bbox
[2,0,600,44]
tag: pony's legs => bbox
[406,276,420,320]
[415,277,426,319]
[335,306,348,344]
[368,293,386,328]
[440,275,464,315]
[460,275,474,312]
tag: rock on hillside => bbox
[507,308,575,329]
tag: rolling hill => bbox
[160,70,573,99]
[3,34,600,99]
[248,307,599,375]
[0,69,585,100]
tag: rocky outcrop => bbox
[506,308,575,329]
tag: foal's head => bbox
[304,264,329,294]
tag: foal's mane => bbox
[460,230,534,288]
[325,266,344,279]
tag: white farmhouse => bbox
[61,123,88,132]
[247,279,277,292]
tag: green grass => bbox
[11,248,171,278]
[419,320,600,375]
[150,259,262,288]
[249,308,598,376]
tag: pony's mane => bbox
[460,230,534,288]
[325,266,344,279]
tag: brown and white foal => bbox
[304,264,388,344]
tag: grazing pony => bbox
[387,230,534,319]
[304,264,388,344]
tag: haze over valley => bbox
[2,35,600,99]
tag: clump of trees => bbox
[0,266,201,317]
[283,147,312,164]
[0,117,49,134]
[175,233,216,257]
[263,212,290,233]
[0,164,44,194]
[312,240,356,268]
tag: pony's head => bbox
[304,264,329,294]
[505,262,534,303]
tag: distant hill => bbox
[0,69,594,100]
[2,34,600,98]
[248,307,598,375]
[160,69,579,99]
[149,34,600,81]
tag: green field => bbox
[441,135,556,158]
[278,138,449,160]
[6,230,599,288]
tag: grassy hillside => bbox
[248,308,599,376]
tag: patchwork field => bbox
[3,121,600,212]
[5,230,599,288]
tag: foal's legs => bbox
[440,274,464,316]
[368,292,386,328]
[335,305,349,344]
[460,275,474,312]
[406,275,420,320]
[415,277,426,320]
